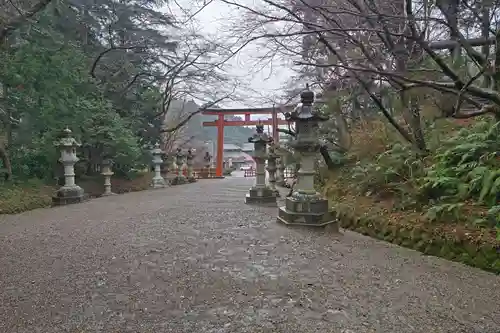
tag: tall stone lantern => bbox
[52,128,86,206]
[203,152,212,178]
[101,158,115,196]
[164,153,175,184]
[172,148,187,185]
[245,123,277,206]
[267,142,280,197]
[186,148,197,183]
[277,86,338,230]
[151,143,166,189]
[276,156,286,187]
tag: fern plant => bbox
[425,203,465,222]
[419,121,500,207]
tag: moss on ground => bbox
[0,180,54,214]
[327,194,500,275]
[0,172,153,215]
[320,117,499,274]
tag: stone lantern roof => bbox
[287,85,329,122]
[55,127,81,148]
[248,122,272,144]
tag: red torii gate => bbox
[202,106,292,178]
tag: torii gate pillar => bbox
[215,114,224,178]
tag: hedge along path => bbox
[0,177,499,332]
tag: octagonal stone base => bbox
[277,196,339,230]
[171,176,187,185]
[52,185,87,206]
[151,177,167,189]
[245,187,277,206]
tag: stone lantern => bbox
[172,148,187,185]
[164,153,175,184]
[245,123,277,206]
[101,159,115,196]
[203,152,212,178]
[52,128,86,206]
[186,148,197,183]
[267,142,280,197]
[276,156,286,187]
[277,86,338,230]
[151,143,166,189]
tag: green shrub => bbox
[0,179,53,214]
[331,120,499,224]
[418,121,499,210]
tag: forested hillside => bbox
[0,0,239,212]
[0,0,235,181]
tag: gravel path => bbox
[0,177,499,333]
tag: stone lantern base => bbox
[52,185,87,206]
[151,176,167,189]
[171,175,187,185]
[277,195,339,230]
[276,179,286,187]
[245,186,277,206]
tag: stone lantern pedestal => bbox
[171,148,187,185]
[267,144,280,197]
[199,152,211,178]
[276,156,286,187]
[52,128,87,206]
[151,143,166,189]
[277,87,338,230]
[164,154,175,184]
[245,124,277,206]
[101,159,115,196]
[186,149,197,183]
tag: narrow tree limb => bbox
[160,92,234,133]
[90,45,147,79]
[0,0,53,43]
[428,37,495,50]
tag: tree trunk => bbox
[493,29,500,123]
[394,0,427,152]
[320,145,336,169]
[0,144,12,180]
[481,1,491,88]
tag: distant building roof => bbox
[241,143,254,152]
[224,151,254,163]
[223,143,242,151]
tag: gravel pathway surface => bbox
[0,177,499,333]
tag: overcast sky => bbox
[164,0,295,110]
[196,1,292,108]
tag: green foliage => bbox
[418,121,500,207]
[328,151,347,166]
[350,143,424,193]
[0,179,53,214]
[0,4,165,181]
[425,203,465,222]
[343,120,499,225]
[473,205,500,228]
